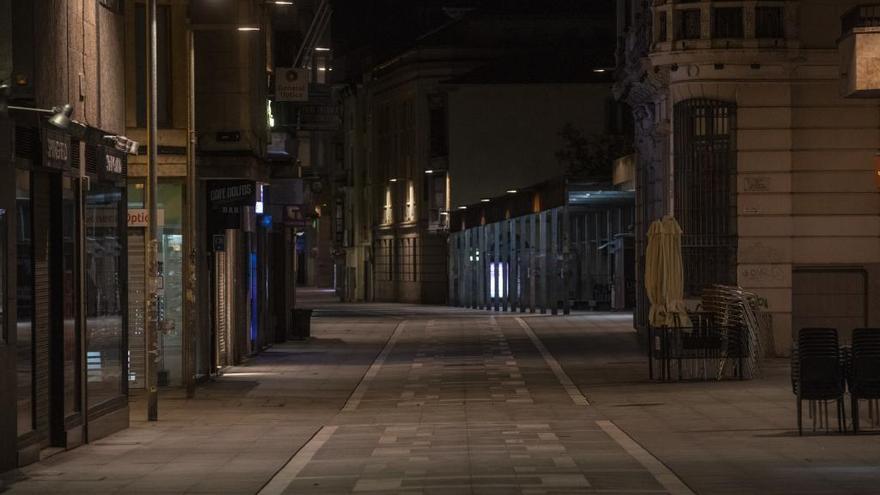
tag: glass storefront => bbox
[16,169,33,435]
[85,183,125,409]
[127,181,184,387]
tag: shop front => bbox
[83,142,129,439]
[206,180,270,369]
[126,181,184,389]
[10,114,129,465]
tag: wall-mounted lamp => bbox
[237,26,260,32]
[2,86,75,130]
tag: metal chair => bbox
[793,328,846,435]
[849,328,880,433]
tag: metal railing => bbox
[842,4,880,34]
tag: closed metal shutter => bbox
[32,174,51,442]
[127,230,146,389]
[214,251,228,368]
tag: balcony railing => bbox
[842,4,880,34]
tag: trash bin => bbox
[290,308,313,340]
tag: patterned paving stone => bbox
[274,316,677,495]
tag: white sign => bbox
[127,209,165,227]
[275,67,309,102]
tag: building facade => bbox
[337,7,616,304]
[122,0,196,391]
[1,0,130,470]
[615,0,880,355]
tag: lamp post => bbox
[145,0,160,422]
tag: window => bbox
[713,7,743,38]
[404,181,416,222]
[756,7,784,38]
[85,183,126,408]
[62,177,80,416]
[16,169,33,435]
[382,186,393,225]
[656,11,668,42]
[135,3,172,128]
[398,238,418,282]
[375,239,393,282]
[429,95,447,158]
[674,99,737,296]
[676,9,702,40]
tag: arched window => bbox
[673,99,737,296]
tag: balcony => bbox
[650,1,797,66]
[839,4,880,98]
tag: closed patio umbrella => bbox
[645,215,691,328]
[645,219,664,327]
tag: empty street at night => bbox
[4,1,880,493]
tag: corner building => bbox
[616,0,880,355]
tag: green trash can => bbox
[291,308,313,340]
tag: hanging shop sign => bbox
[284,205,309,228]
[275,67,309,102]
[207,180,256,210]
[99,146,126,181]
[42,127,71,170]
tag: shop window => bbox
[375,239,393,282]
[713,7,743,39]
[756,6,784,38]
[62,177,80,417]
[85,183,126,409]
[398,238,417,282]
[135,3,172,128]
[676,9,702,40]
[16,169,34,435]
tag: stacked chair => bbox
[848,328,880,433]
[792,328,846,435]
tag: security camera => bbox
[104,135,140,155]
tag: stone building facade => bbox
[616,0,880,355]
[1,0,128,470]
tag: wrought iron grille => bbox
[674,99,737,297]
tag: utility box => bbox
[290,308,313,340]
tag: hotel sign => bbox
[275,67,309,102]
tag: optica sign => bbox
[127,209,165,227]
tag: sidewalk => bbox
[526,315,880,495]
[4,314,399,495]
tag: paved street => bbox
[5,291,880,494]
